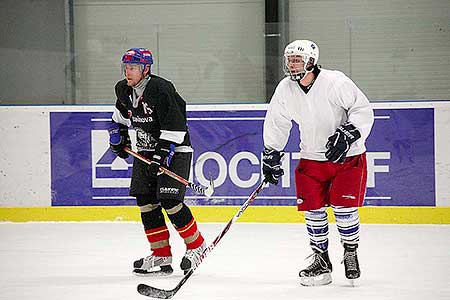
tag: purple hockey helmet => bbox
[121,48,153,74]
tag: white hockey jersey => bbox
[263,69,374,161]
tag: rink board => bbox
[1,102,450,223]
[49,107,434,207]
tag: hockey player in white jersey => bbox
[262,40,374,286]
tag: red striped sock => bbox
[145,225,172,256]
[176,218,204,250]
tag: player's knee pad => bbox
[135,194,160,207]
[135,196,165,230]
[162,201,193,228]
[160,198,182,211]
[304,206,328,221]
[332,206,359,222]
[140,207,166,231]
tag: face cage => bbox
[121,63,150,76]
[283,54,315,81]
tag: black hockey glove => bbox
[325,122,361,163]
[108,122,131,159]
[148,139,175,177]
[262,147,284,185]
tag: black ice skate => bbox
[299,250,333,286]
[133,255,173,276]
[180,241,207,275]
[342,243,360,283]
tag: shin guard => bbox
[165,202,204,249]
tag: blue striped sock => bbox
[332,206,360,246]
[305,207,329,252]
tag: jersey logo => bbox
[142,102,152,115]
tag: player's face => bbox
[124,64,144,87]
[286,55,306,76]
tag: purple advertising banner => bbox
[50,107,435,207]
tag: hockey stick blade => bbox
[137,181,267,298]
[137,284,173,299]
[137,270,193,299]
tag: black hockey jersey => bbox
[113,75,192,152]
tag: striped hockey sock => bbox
[145,225,172,257]
[304,207,329,252]
[332,205,360,246]
[176,218,204,249]
[166,203,205,249]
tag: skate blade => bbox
[300,273,332,286]
[132,270,173,277]
[133,265,174,277]
[347,278,359,287]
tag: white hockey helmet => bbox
[283,40,319,81]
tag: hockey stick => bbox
[123,147,214,197]
[137,180,267,299]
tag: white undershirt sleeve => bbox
[112,107,131,127]
[160,130,186,144]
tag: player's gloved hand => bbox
[148,139,175,177]
[262,147,284,185]
[108,122,131,159]
[325,122,361,163]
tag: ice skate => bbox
[342,244,360,285]
[299,250,333,286]
[133,255,173,276]
[180,241,207,274]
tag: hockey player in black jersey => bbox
[108,48,206,276]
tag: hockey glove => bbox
[325,122,361,163]
[148,139,175,177]
[108,122,131,159]
[262,147,284,185]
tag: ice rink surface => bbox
[1,222,449,300]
